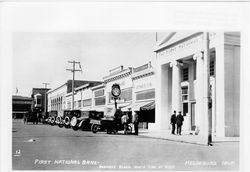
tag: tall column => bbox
[193,52,204,135]
[170,61,182,113]
[215,34,225,137]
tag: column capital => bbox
[170,61,183,68]
[193,52,203,61]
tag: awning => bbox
[107,102,131,110]
[140,101,155,111]
[121,101,154,111]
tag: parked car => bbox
[46,111,58,126]
[23,111,39,124]
[90,108,132,134]
[70,111,104,131]
[55,111,68,128]
[41,112,49,124]
[63,110,81,128]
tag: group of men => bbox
[121,113,139,135]
[121,111,184,136]
[170,111,184,135]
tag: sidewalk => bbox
[138,129,239,146]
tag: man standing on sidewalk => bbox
[121,113,129,135]
[133,112,139,135]
[170,111,176,134]
[176,111,184,135]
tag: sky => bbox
[12,32,161,97]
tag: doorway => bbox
[183,103,188,116]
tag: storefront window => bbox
[210,61,215,76]
[182,68,189,81]
[83,99,92,106]
[95,97,106,106]
[136,89,155,100]
[78,100,81,108]
[182,87,188,101]
[95,89,104,97]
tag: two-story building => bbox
[122,62,156,129]
[103,66,133,110]
[47,80,100,116]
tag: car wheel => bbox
[50,116,55,126]
[127,125,132,134]
[70,116,78,129]
[91,124,99,133]
[64,116,70,128]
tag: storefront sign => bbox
[134,80,154,92]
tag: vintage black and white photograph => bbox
[0,1,249,172]
[11,31,240,170]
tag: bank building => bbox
[150,32,240,138]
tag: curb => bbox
[139,134,208,146]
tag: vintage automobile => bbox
[46,111,58,126]
[55,110,69,128]
[63,110,81,128]
[90,108,132,134]
[70,111,104,131]
[41,112,49,124]
[23,111,39,124]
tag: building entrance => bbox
[183,103,188,117]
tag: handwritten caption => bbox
[34,159,175,169]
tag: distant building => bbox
[31,88,50,112]
[47,80,102,116]
[12,95,32,118]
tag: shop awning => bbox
[107,102,131,110]
[140,101,155,111]
[121,101,154,111]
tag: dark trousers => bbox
[134,122,139,135]
[124,123,128,135]
[177,125,182,135]
[171,124,176,134]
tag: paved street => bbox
[12,119,239,170]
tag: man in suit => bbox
[133,112,139,135]
[121,113,129,135]
[170,111,177,134]
[176,111,184,135]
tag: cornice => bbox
[132,69,155,81]
[103,68,132,83]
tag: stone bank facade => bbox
[152,32,240,137]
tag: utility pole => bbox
[66,60,82,110]
[42,82,50,113]
[203,32,212,146]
